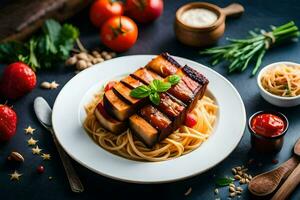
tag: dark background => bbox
[1,0,300,199]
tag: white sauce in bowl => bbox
[181,8,218,27]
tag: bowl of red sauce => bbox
[248,111,289,153]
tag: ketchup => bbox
[251,114,285,137]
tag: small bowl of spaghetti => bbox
[257,61,300,107]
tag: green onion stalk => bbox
[200,21,300,76]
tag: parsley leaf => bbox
[216,177,234,187]
[0,19,79,70]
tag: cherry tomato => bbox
[125,0,163,23]
[185,113,197,128]
[89,0,124,27]
[104,81,117,92]
[100,16,138,52]
[37,165,45,174]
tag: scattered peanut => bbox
[40,81,51,89]
[8,151,24,162]
[229,192,236,198]
[229,186,236,192]
[66,50,116,71]
[234,175,242,180]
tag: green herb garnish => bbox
[201,21,300,76]
[0,19,79,70]
[216,177,234,187]
[130,75,181,105]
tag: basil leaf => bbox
[130,85,151,98]
[168,75,181,85]
[215,177,234,187]
[149,92,160,105]
[151,80,171,92]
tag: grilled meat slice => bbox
[94,101,127,134]
[146,53,181,77]
[129,114,158,147]
[121,76,144,89]
[131,68,163,84]
[113,82,140,105]
[103,89,134,121]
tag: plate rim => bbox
[52,54,246,184]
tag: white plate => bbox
[52,55,246,183]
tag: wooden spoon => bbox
[248,156,299,196]
[271,138,300,200]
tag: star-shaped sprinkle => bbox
[41,153,51,160]
[32,146,42,155]
[24,126,36,135]
[50,81,59,89]
[9,170,22,181]
[27,137,38,146]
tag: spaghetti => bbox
[261,64,300,97]
[84,90,218,162]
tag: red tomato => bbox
[125,0,163,23]
[104,81,117,92]
[185,113,197,128]
[89,0,124,27]
[100,16,138,52]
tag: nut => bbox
[65,56,77,66]
[239,178,246,184]
[236,166,242,171]
[40,82,51,89]
[229,183,235,188]
[236,190,242,195]
[87,54,94,60]
[104,54,112,60]
[77,52,89,61]
[229,192,236,198]
[229,186,236,192]
[96,58,105,63]
[86,62,93,67]
[234,175,242,180]
[92,51,101,57]
[236,187,243,191]
[214,188,219,194]
[237,171,243,176]
[101,51,108,56]
[232,168,237,174]
[109,52,116,57]
[8,151,24,162]
[76,60,88,70]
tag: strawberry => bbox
[0,104,17,142]
[0,62,36,99]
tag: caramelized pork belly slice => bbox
[182,65,209,86]
[146,53,181,77]
[139,105,172,130]
[158,93,186,118]
[131,68,162,84]
[103,89,134,121]
[129,114,158,147]
[167,79,194,104]
[94,101,127,134]
[121,76,144,89]
[113,82,140,105]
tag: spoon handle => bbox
[271,163,300,200]
[249,156,299,196]
[50,128,84,193]
[221,3,244,18]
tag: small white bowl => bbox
[257,61,300,107]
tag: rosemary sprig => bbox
[201,21,300,76]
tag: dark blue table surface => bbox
[1,0,300,199]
